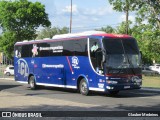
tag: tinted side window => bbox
[74,39,87,56]
[38,43,50,57]
[9,67,14,69]
[21,45,32,57]
[62,40,74,56]
[50,41,63,56]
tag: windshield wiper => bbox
[120,39,136,75]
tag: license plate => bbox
[124,86,130,89]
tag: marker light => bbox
[106,80,118,84]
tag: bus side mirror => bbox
[140,51,142,58]
[139,51,143,66]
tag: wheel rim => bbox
[30,79,34,88]
[81,81,87,93]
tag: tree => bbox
[131,24,160,64]
[116,20,133,35]
[96,25,116,33]
[36,27,69,40]
[0,0,51,58]
[133,0,160,30]
[0,31,16,58]
[108,0,135,34]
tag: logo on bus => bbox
[17,59,29,77]
[32,44,38,57]
[72,56,80,69]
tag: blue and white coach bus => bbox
[14,31,142,95]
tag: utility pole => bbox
[70,0,72,33]
[125,0,129,35]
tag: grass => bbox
[142,75,160,88]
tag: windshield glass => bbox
[103,37,141,69]
[107,54,140,69]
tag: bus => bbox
[14,31,142,95]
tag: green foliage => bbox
[0,31,16,58]
[0,0,51,58]
[133,0,160,29]
[36,27,69,40]
[131,25,160,64]
[116,21,133,35]
[108,0,136,34]
[108,0,136,12]
[96,26,116,33]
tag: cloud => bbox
[58,4,115,26]
[61,4,114,17]
[62,4,78,14]
[80,5,114,16]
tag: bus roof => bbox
[15,31,131,45]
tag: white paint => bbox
[89,87,105,92]
[36,83,77,89]
[16,81,28,84]
[52,31,105,39]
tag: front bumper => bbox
[106,84,141,91]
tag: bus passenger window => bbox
[38,43,50,57]
[74,39,87,56]
[21,45,32,58]
[63,40,74,56]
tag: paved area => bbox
[0,91,99,111]
[0,78,160,119]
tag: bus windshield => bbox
[102,37,141,74]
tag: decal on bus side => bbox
[42,64,64,68]
[32,44,38,57]
[72,56,80,69]
[17,59,29,77]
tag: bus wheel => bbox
[29,76,36,90]
[108,90,119,95]
[79,79,89,96]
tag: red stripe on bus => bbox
[66,56,73,74]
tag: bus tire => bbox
[108,90,119,95]
[79,79,89,96]
[29,76,36,90]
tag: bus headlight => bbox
[106,80,118,84]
